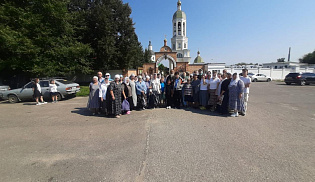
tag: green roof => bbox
[173,10,186,19]
[194,56,204,63]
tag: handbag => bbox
[121,99,130,111]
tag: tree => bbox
[68,0,144,71]
[0,0,92,78]
[143,49,152,63]
[299,50,315,64]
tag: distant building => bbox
[262,62,308,69]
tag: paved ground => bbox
[0,82,314,182]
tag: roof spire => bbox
[177,0,181,11]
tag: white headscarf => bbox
[229,73,240,86]
[114,74,120,79]
[124,77,130,86]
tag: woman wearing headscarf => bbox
[109,74,126,118]
[99,77,110,115]
[87,76,101,115]
[199,74,209,110]
[122,77,133,113]
[136,76,147,110]
[129,74,137,109]
[228,73,245,117]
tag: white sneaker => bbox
[42,102,47,104]
[36,103,42,106]
[231,112,239,117]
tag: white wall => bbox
[226,68,315,80]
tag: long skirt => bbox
[193,91,199,103]
[199,90,209,107]
[137,94,147,109]
[127,96,134,111]
[229,93,244,112]
[108,97,122,116]
[208,89,217,106]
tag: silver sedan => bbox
[0,79,80,103]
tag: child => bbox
[49,80,58,103]
[183,78,194,107]
[165,78,173,109]
[32,78,47,105]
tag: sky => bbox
[123,0,315,65]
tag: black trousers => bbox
[174,90,182,108]
[166,94,173,107]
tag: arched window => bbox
[178,22,181,35]
[177,53,183,58]
[183,22,185,36]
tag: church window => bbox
[183,22,185,36]
[184,43,186,48]
[178,43,181,49]
[173,44,175,50]
[173,23,176,35]
[177,53,183,58]
[178,22,181,35]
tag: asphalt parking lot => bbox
[0,82,314,182]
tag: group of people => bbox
[87,69,251,118]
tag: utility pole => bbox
[288,47,291,62]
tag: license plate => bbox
[72,87,76,90]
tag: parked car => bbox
[285,73,315,86]
[250,74,272,82]
[0,85,10,92]
[0,79,80,103]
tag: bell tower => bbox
[171,0,191,63]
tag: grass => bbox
[76,86,89,97]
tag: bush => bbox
[76,86,89,97]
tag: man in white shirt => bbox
[150,73,161,108]
[240,69,251,115]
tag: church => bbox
[139,0,225,75]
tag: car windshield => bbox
[56,80,75,84]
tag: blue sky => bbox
[123,0,315,65]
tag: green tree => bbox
[0,0,92,78]
[299,50,315,64]
[69,0,144,71]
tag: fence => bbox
[226,67,315,80]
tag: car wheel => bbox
[300,81,306,86]
[8,95,18,103]
[267,78,271,82]
[253,78,257,82]
[56,93,62,101]
[285,82,291,85]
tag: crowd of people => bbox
[87,69,251,118]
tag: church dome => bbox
[173,10,186,20]
[194,51,204,63]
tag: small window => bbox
[39,81,49,87]
[25,82,34,88]
[173,44,175,50]
[184,43,186,48]
[178,43,181,49]
[177,53,183,58]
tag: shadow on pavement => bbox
[71,107,107,118]
[174,107,231,117]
